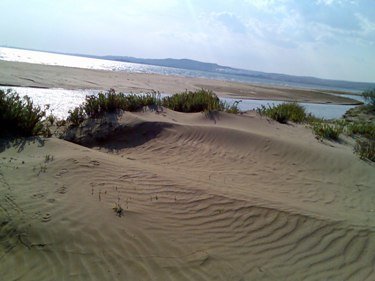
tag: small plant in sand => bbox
[0,89,49,137]
[113,202,124,217]
[37,164,47,176]
[256,102,308,123]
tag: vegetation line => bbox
[1,87,374,161]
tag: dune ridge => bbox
[1,109,374,280]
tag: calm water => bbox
[1,86,359,120]
[0,47,176,74]
[221,98,357,120]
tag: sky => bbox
[0,0,374,82]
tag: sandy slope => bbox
[0,60,360,105]
[1,109,374,281]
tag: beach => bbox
[1,61,375,281]
[0,60,361,105]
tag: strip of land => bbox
[0,60,361,104]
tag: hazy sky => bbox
[1,0,374,82]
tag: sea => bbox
[0,47,366,119]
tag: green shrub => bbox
[312,122,342,141]
[85,89,158,117]
[0,89,48,137]
[162,89,225,113]
[83,91,119,118]
[256,102,307,123]
[354,139,375,161]
[123,93,158,112]
[67,89,159,126]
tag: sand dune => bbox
[1,109,374,280]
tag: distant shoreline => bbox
[2,46,374,91]
[0,60,362,105]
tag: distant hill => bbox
[77,54,228,73]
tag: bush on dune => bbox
[162,89,224,113]
[162,89,240,113]
[82,89,158,118]
[0,89,48,137]
[67,89,159,125]
[256,102,308,124]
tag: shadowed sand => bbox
[1,109,374,281]
[0,60,361,105]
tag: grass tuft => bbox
[224,100,241,114]
[311,122,342,141]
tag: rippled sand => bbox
[1,109,374,280]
